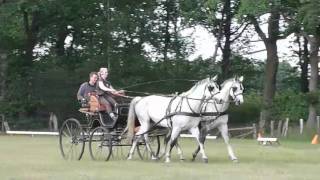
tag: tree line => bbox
[0,0,319,132]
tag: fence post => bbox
[49,112,58,132]
[299,118,304,135]
[252,123,257,139]
[270,121,274,137]
[277,120,283,137]
[282,118,289,137]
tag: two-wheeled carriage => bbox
[59,95,167,161]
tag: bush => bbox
[305,91,319,105]
[271,91,308,122]
[229,93,262,125]
[228,91,309,125]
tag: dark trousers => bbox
[99,94,117,113]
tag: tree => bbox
[294,35,309,93]
[286,0,320,127]
[180,0,247,79]
[239,0,290,133]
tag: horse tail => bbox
[126,96,142,142]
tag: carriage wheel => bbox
[59,118,85,160]
[137,135,160,160]
[89,126,112,161]
[109,129,132,160]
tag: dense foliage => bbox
[0,0,319,130]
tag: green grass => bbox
[0,135,320,180]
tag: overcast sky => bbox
[183,25,298,66]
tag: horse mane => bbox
[180,78,209,96]
[220,78,235,88]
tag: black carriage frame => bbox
[59,101,166,161]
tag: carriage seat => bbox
[78,94,111,114]
[88,95,109,112]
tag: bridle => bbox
[230,82,244,104]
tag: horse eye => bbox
[208,86,214,92]
[232,87,237,92]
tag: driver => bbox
[97,67,124,120]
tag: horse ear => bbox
[211,75,218,81]
[239,76,244,82]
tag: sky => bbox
[183,25,298,66]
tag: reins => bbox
[120,79,198,90]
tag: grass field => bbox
[0,135,320,180]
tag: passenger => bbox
[97,67,124,120]
[77,72,98,106]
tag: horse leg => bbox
[218,123,238,162]
[127,135,141,160]
[189,127,208,163]
[175,141,185,161]
[165,128,180,163]
[192,133,207,161]
[192,124,208,161]
[160,130,184,161]
[158,130,171,159]
[143,134,158,160]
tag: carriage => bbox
[58,94,167,161]
[59,76,244,163]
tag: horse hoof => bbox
[180,158,185,162]
[203,158,208,163]
[127,154,133,160]
[191,154,197,161]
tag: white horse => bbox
[126,76,220,163]
[192,76,244,162]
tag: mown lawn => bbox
[0,135,319,180]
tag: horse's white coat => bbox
[126,76,220,163]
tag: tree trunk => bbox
[260,40,279,132]
[306,35,320,128]
[300,37,309,93]
[221,0,232,80]
[19,10,40,118]
[23,10,40,67]
[254,10,280,133]
[103,0,111,69]
[55,27,69,57]
[0,49,7,101]
[163,0,171,63]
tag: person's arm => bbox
[98,81,116,93]
[77,83,86,101]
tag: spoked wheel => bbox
[89,126,112,161]
[59,118,85,160]
[109,129,132,160]
[137,135,160,160]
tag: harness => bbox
[136,84,225,136]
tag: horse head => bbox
[229,76,244,105]
[204,75,220,100]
